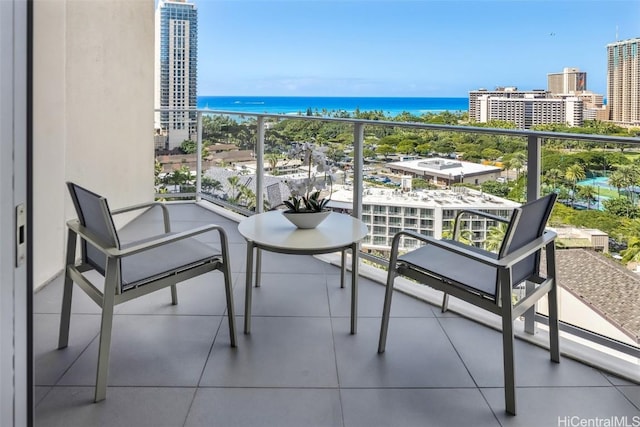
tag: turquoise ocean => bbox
[197,96,468,117]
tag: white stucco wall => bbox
[33,0,155,288]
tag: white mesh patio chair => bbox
[58,182,237,402]
[378,193,559,415]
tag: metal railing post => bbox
[353,122,364,219]
[196,111,203,202]
[256,116,265,214]
[527,134,542,202]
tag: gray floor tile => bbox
[35,386,51,407]
[185,388,343,427]
[238,272,331,317]
[618,386,640,410]
[200,316,338,387]
[57,315,225,387]
[606,373,639,386]
[328,276,436,318]
[439,317,611,387]
[258,251,328,274]
[35,313,100,386]
[36,386,195,427]
[482,386,640,426]
[334,317,475,388]
[34,274,102,315]
[341,388,500,427]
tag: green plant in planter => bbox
[283,190,330,213]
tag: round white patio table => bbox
[238,211,368,335]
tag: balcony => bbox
[33,109,640,426]
[34,202,640,426]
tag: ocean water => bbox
[197,96,468,117]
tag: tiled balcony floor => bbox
[34,203,640,427]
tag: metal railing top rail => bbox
[155,108,640,146]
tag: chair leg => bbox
[378,270,396,353]
[59,229,77,349]
[500,269,517,415]
[441,293,449,313]
[547,245,560,363]
[94,259,118,403]
[170,284,178,305]
[222,263,237,347]
[58,270,74,349]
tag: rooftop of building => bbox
[330,185,520,210]
[387,157,502,177]
[555,248,640,344]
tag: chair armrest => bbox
[111,202,171,233]
[453,209,510,241]
[67,219,118,254]
[390,230,500,267]
[107,224,229,257]
[390,229,556,269]
[454,209,511,224]
[67,219,229,259]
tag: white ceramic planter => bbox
[282,210,331,229]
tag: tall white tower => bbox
[155,0,198,149]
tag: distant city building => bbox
[329,186,520,253]
[476,95,583,129]
[387,158,502,186]
[548,67,587,94]
[607,38,640,124]
[154,0,198,149]
[468,87,549,123]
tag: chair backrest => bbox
[498,193,557,285]
[266,182,285,210]
[67,182,120,276]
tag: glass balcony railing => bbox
[155,108,640,372]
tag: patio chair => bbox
[58,182,237,402]
[378,193,559,415]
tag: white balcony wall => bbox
[33,0,155,288]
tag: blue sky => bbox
[196,0,640,97]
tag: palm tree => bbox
[564,164,586,207]
[238,185,256,210]
[621,237,640,264]
[543,168,563,191]
[577,185,596,210]
[227,175,241,202]
[608,170,626,196]
[484,222,508,252]
[616,164,640,204]
[442,222,473,245]
[266,153,280,176]
[510,152,527,179]
[201,176,222,196]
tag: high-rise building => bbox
[155,0,198,149]
[468,87,549,122]
[607,38,640,124]
[476,95,583,129]
[547,67,587,94]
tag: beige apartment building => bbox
[476,95,583,129]
[547,67,587,94]
[468,87,549,122]
[607,38,640,124]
